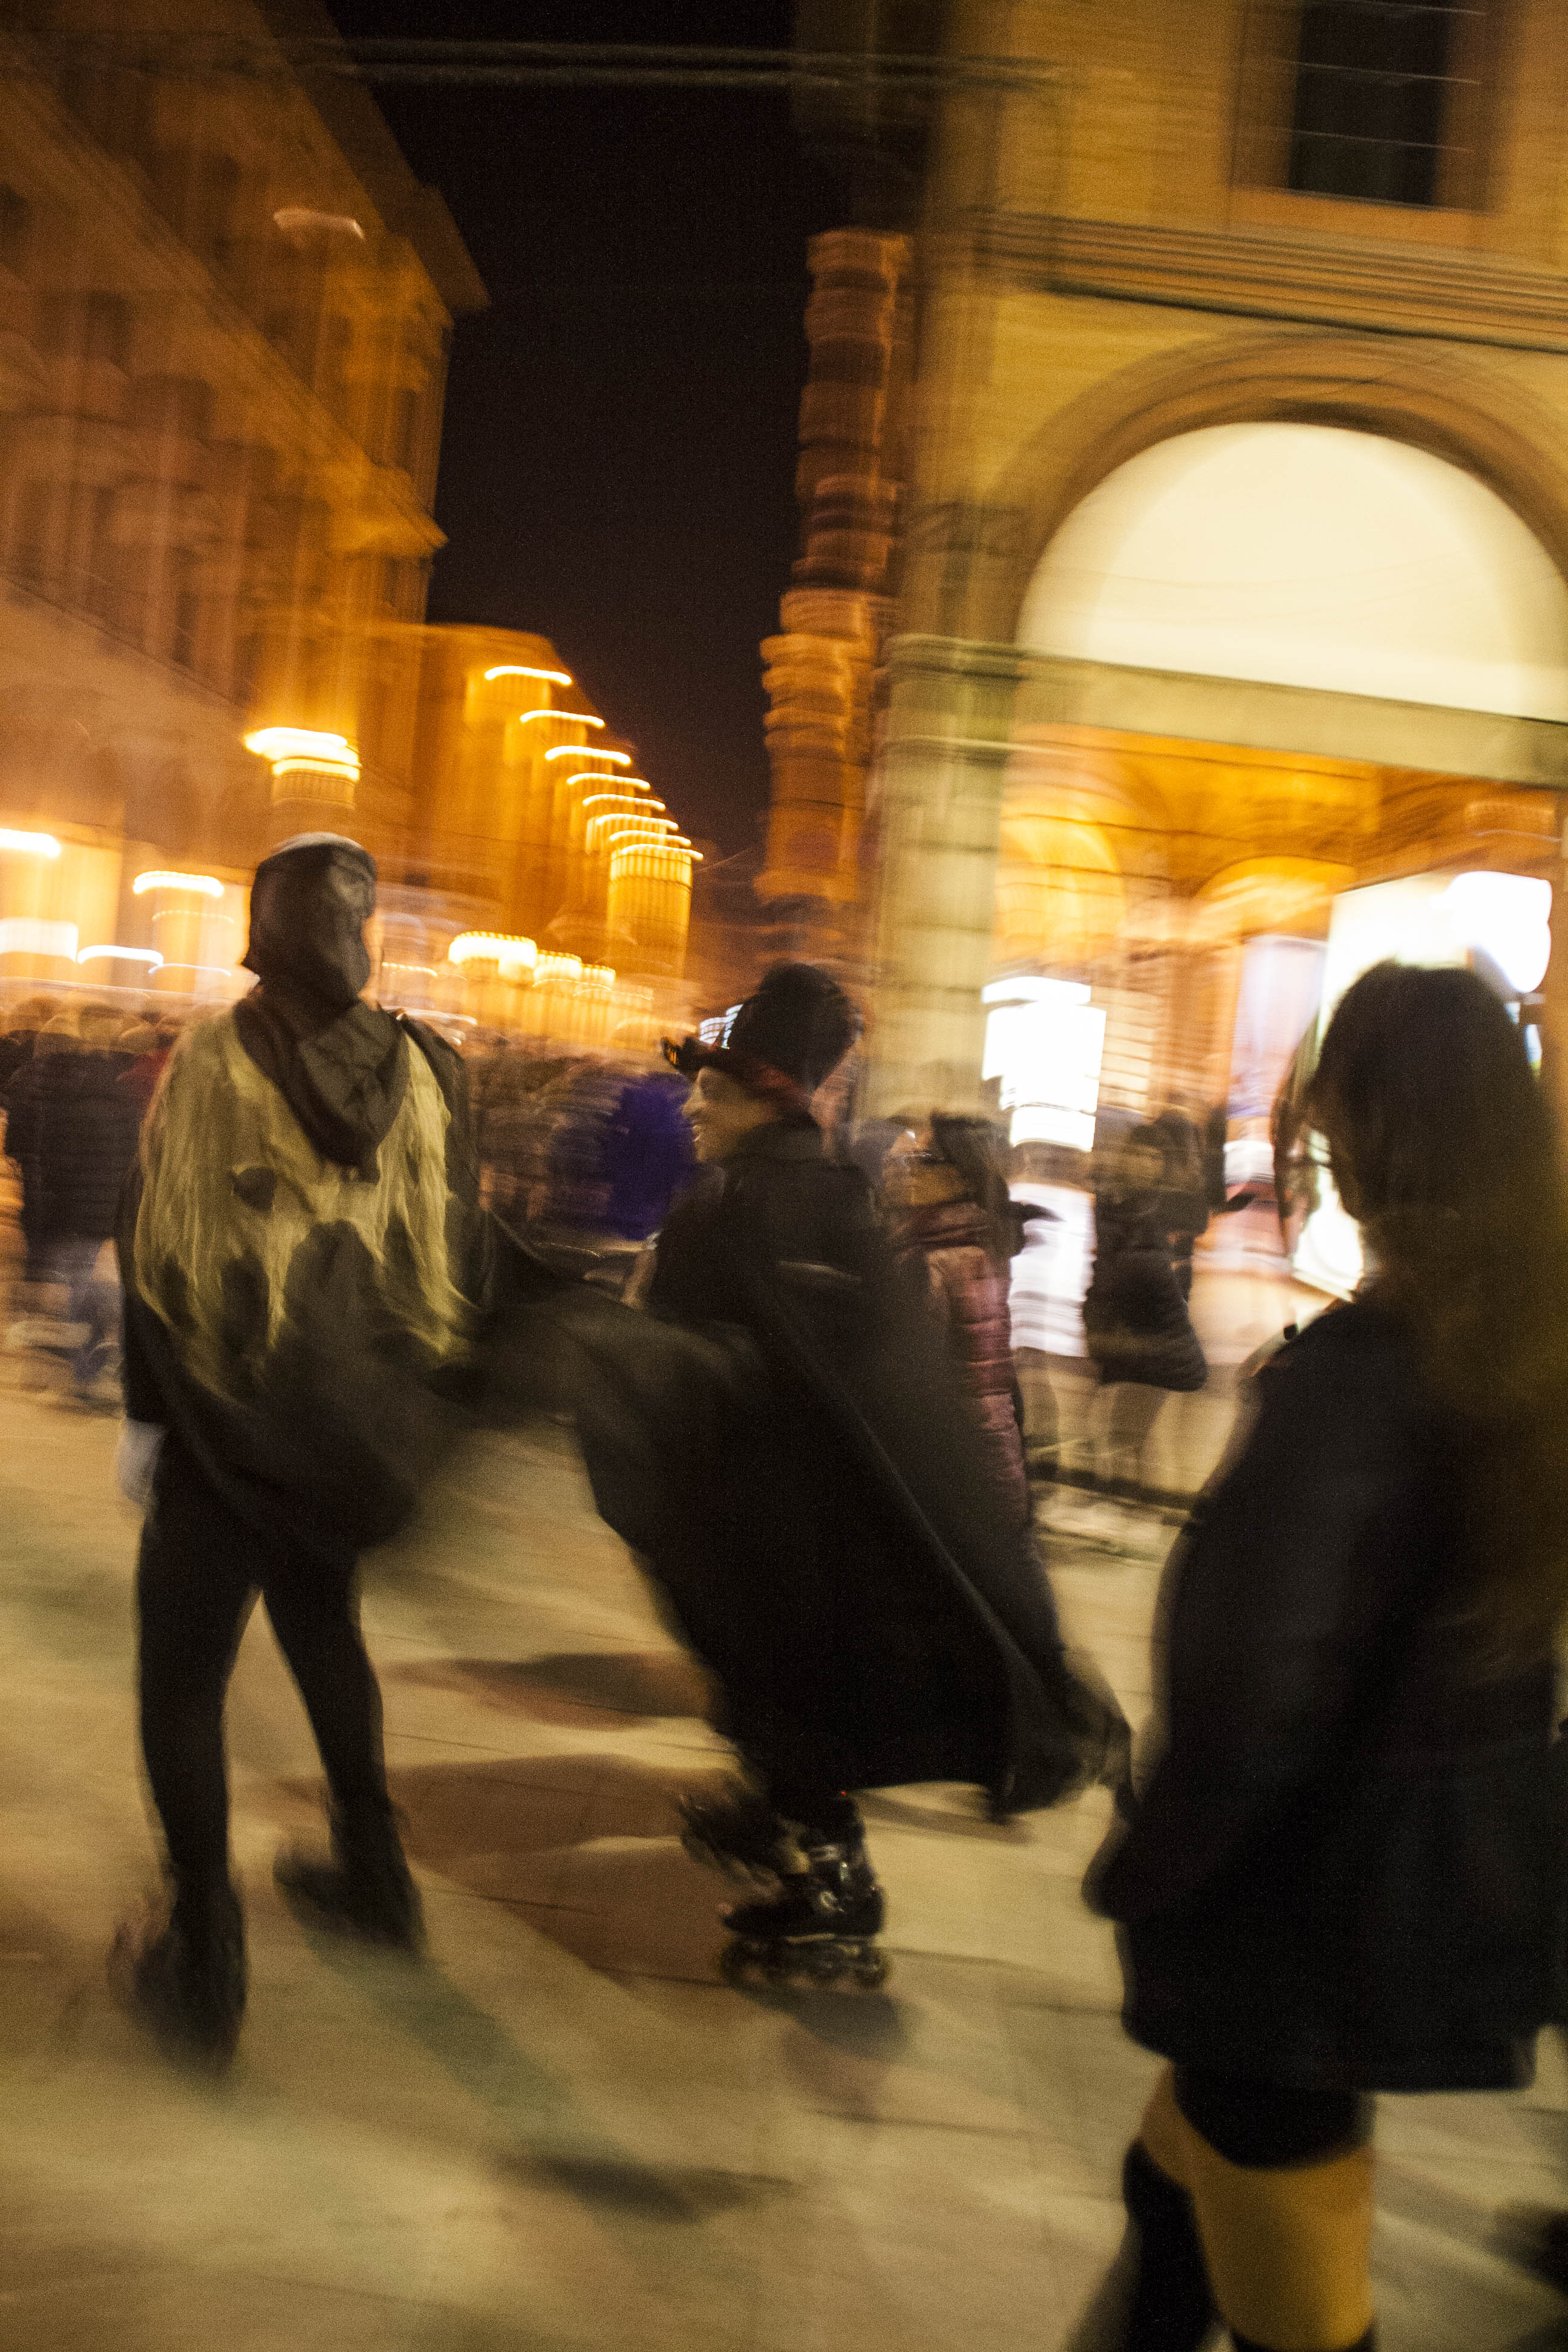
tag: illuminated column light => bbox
[544,745,631,766]
[0,828,62,858]
[132,871,224,898]
[584,795,665,818]
[447,931,538,972]
[244,727,359,809]
[483,664,573,685]
[78,944,163,969]
[592,814,678,843]
[511,709,604,731]
[607,838,695,977]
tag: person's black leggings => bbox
[137,1440,390,1903]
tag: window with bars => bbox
[1238,1,1497,213]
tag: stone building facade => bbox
[773,1,1568,1142]
[0,0,480,998]
[0,3,695,1045]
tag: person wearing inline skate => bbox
[564,961,1125,1986]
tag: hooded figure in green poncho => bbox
[112,833,488,2063]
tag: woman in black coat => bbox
[1082,1124,1207,1498]
[1080,962,1568,2352]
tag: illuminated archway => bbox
[1019,422,1568,719]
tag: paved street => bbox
[3,1380,1567,2351]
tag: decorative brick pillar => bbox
[758,229,912,956]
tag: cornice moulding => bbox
[969,212,1568,355]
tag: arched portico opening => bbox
[870,337,1568,1150]
[918,329,1568,648]
[987,413,1567,1312]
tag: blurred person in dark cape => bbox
[111,832,523,2060]
[560,962,1125,1981]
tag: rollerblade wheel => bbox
[854,1950,889,1990]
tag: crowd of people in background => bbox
[1,995,182,1405]
[2,979,1233,1465]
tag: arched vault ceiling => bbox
[1002,724,1545,893]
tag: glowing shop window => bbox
[1443,871,1552,996]
[982,979,1106,1152]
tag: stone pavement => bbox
[2,1384,1566,2352]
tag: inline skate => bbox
[720,1830,887,1988]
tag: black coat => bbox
[1087,1299,1564,2092]
[1082,1198,1207,1391]
[4,1050,143,1241]
[566,1118,1124,1811]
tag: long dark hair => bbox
[1307,961,1568,1669]
[929,1113,1022,1264]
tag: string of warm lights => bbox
[483,664,572,685]
[0,828,62,858]
[544,745,630,766]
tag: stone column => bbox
[757,229,912,956]
[861,635,1024,1117]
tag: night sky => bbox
[322,4,815,863]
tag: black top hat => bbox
[665,962,860,1107]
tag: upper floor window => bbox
[1238,1,1497,214]
[1292,2,1483,205]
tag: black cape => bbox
[563,1120,1125,1811]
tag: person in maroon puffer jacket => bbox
[886,1114,1030,1526]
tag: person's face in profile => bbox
[682,1067,775,1163]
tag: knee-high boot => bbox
[1060,2138,1217,2351]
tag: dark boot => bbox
[1062,2141,1217,2351]
[111,1878,247,2066]
[274,1804,423,1951]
